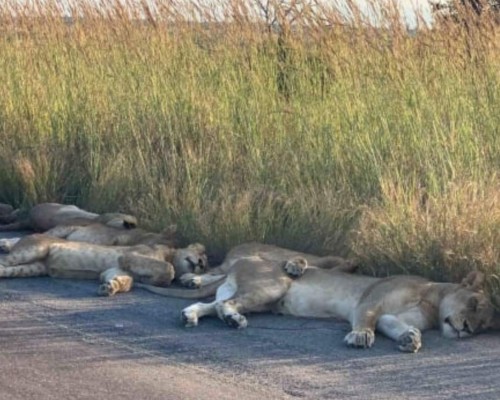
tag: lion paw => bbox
[283,257,308,279]
[97,282,118,296]
[398,327,422,353]
[344,329,375,349]
[181,309,198,328]
[180,273,202,289]
[223,313,248,329]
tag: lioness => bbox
[171,242,352,291]
[0,234,208,296]
[0,202,138,232]
[0,224,177,252]
[138,243,500,353]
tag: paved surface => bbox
[1,232,500,399]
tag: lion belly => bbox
[276,270,376,322]
[46,244,123,279]
[277,281,358,321]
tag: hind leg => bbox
[0,262,48,278]
[97,267,134,296]
[181,301,218,327]
[0,238,21,253]
[215,286,288,329]
[1,235,52,266]
[181,280,237,327]
[179,272,226,289]
[215,299,249,329]
[44,225,78,239]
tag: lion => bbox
[163,242,351,291]
[0,202,138,232]
[0,202,179,251]
[0,234,208,296]
[137,243,500,353]
[0,223,177,253]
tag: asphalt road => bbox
[1,231,500,400]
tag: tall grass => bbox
[0,1,498,290]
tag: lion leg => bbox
[1,236,52,266]
[181,301,218,327]
[376,314,422,353]
[44,225,78,239]
[215,299,249,329]
[97,267,134,296]
[315,256,358,273]
[181,279,238,327]
[344,305,381,349]
[0,262,48,278]
[119,254,175,287]
[180,272,226,289]
[0,238,21,253]
[215,290,285,330]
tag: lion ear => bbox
[461,271,485,291]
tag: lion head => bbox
[439,271,496,339]
[172,243,209,277]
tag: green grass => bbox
[0,2,499,291]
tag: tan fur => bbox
[0,203,138,232]
[0,234,208,296]
[136,242,354,296]
[139,243,499,353]
[43,222,177,247]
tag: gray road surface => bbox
[1,231,500,400]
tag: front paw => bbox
[344,329,375,349]
[180,273,202,288]
[398,327,422,353]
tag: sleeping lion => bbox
[0,203,177,250]
[0,202,138,232]
[137,243,500,353]
[0,234,207,296]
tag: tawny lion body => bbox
[149,242,353,295]
[0,234,207,296]
[0,202,138,232]
[0,203,178,251]
[42,222,176,247]
[138,243,500,353]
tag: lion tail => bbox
[0,262,48,278]
[135,278,225,299]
